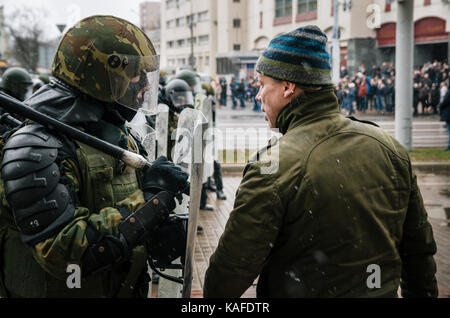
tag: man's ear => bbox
[283,82,297,98]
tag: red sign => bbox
[377,22,396,47]
[415,17,448,44]
[376,17,448,47]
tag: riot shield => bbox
[128,110,157,161]
[154,108,207,298]
[155,103,169,158]
[194,93,214,183]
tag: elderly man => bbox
[203,25,437,298]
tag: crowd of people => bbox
[211,76,262,112]
[336,61,450,116]
[207,60,450,119]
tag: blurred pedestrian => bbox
[237,78,246,108]
[439,90,450,151]
[440,81,448,103]
[418,82,429,114]
[367,77,377,110]
[375,79,386,113]
[345,82,356,115]
[220,77,228,107]
[230,77,238,109]
[429,82,440,115]
[385,78,395,113]
[356,77,368,112]
[413,82,420,116]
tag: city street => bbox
[214,102,449,151]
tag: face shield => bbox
[109,54,160,116]
[169,90,194,109]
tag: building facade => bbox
[160,0,450,78]
[140,1,162,54]
[374,0,450,68]
[160,0,218,75]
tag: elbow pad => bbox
[1,124,74,246]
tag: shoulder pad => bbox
[1,124,74,246]
[1,146,59,180]
[1,124,62,180]
[3,124,63,150]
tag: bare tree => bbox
[5,7,46,72]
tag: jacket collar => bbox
[275,86,339,135]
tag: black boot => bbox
[201,204,214,211]
[200,185,214,211]
[216,189,227,200]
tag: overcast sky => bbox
[0,0,160,39]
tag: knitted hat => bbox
[256,25,332,86]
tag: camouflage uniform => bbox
[0,16,185,298]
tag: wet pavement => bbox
[179,169,450,298]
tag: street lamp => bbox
[188,0,196,71]
[331,0,352,84]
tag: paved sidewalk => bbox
[186,171,450,298]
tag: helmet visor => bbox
[169,91,194,108]
[109,54,160,115]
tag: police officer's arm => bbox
[203,162,283,298]
[399,170,438,298]
[1,126,182,280]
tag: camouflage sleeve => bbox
[399,171,438,298]
[32,158,146,280]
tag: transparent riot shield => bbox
[155,107,207,298]
[127,110,156,161]
[194,93,214,183]
[155,104,169,158]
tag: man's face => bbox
[256,74,289,129]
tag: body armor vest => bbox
[0,132,148,298]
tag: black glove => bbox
[142,156,189,198]
[147,214,188,268]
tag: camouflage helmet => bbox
[175,70,203,94]
[201,82,215,96]
[1,67,33,101]
[52,15,160,113]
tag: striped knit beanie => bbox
[256,25,332,86]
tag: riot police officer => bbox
[201,82,226,201]
[174,70,215,211]
[160,78,195,160]
[0,15,188,298]
[0,67,33,101]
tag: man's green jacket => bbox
[204,87,438,298]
